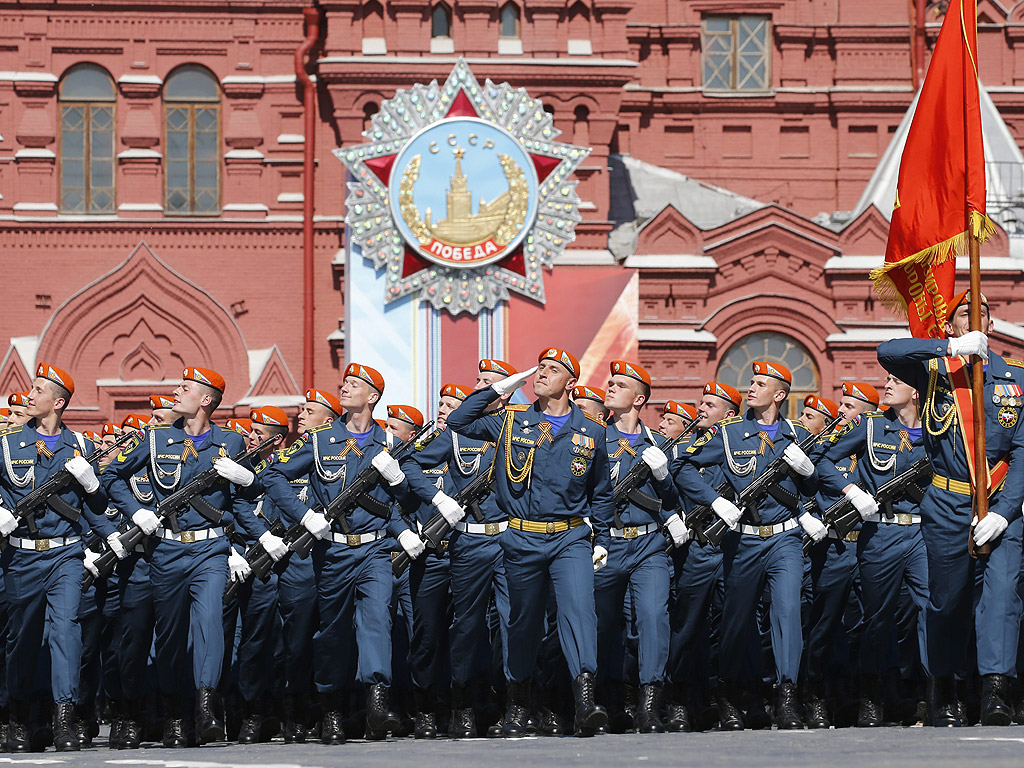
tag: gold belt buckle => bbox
[180,531,195,544]
[485,522,500,536]
[347,534,362,546]
[897,513,913,525]
[391,551,400,561]
[545,522,556,534]
[623,526,638,540]
[758,525,773,539]
[846,531,860,542]
[35,539,50,551]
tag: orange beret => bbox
[82,429,101,444]
[375,419,387,429]
[663,400,697,419]
[387,404,424,427]
[752,360,791,385]
[150,394,175,410]
[182,366,226,394]
[842,382,879,406]
[250,406,289,427]
[539,347,580,378]
[703,382,742,409]
[479,359,517,376]
[224,418,252,435]
[610,360,651,387]
[344,362,385,394]
[440,383,472,401]
[36,363,74,397]
[946,289,988,321]
[306,388,343,416]
[8,392,29,408]
[102,422,122,437]
[804,395,838,419]
[121,414,149,432]
[0,408,8,419]
[572,385,606,403]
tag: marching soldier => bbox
[149,395,176,426]
[878,290,1024,726]
[797,394,838,437]
[676,361,822,730]
[658,401,697,437]
[6,393,29,427]
[445,348,614,737]
[571,385,608,422]
[0,364,116,751]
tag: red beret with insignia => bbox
[946,289,988,321]
[752,360,791,385]
[306,388,343,416]
[225,418,252,435]
[182,366,226,394]
[387,404,424,427]
[102,422,122,437]
[0,408,8,419]
[610,360,651,386]
[7,392,29,408]
[538,347,580,378]
[572,385,606,404]
[250,406,289,427]
[703,382,742,409]
[804,395,838,419]
[663,400,697,419]
[121,414,149,432]
[440,383,472,401]
[344,362,385,394]
[842,382,879,406]
[36,363,75,397]
[82,430,101,444]
[479,359,518,376]
[150,394,175,410]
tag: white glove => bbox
[592,545,608,571]
[372,452,405,486]
[215,456,255,487]
[131,508,161,536]
[106,532,128,560]
[300,509,331,540]
[83,548,101,578]
[665,513,690,547]
[432,490,466,526]
[799,512,828,543]
[972,512,1009,546]
[491,366,538,396]
[782,444,814,477]
[641,446,669,481]
[0,506,18,537]
[398,529,425,560]
[258,530,289,562]
[228,547,252,583]
[844,485,880,519]
[711,496,742,528]
[65,456,100,494]
[949,330,989,362]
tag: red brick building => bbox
[1,0,1023,426]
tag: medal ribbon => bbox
[338,437,363,459]
[181,438,199,463]
[757,431,774,456]
[612,438,636,459]
[536,422,553,448]
[36,440,53,459]
[898,430,913,453]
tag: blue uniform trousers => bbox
[3,546,85,703]
[448,531,511,687]
[668,541,723,687]
[80,572,122,709]
[595,532,670,685]
[720,529,803,686]
[857,522,929,676]
[149,537,229,694]
[312,537,393,691]
[223,572,280,702]
[408,551,452,691]
[0,581,9,708]
[277,553,316,696]
[802,538,858,684]
[117,552,154,702]
[501,524,597,682]
[920,488,1023,677]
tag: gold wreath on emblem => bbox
[399,147,528,248]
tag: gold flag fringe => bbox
[870,211,995,319]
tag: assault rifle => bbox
[83,434,279,591]
[14,429,136,535]
[801,457,932,556]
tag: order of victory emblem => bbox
[336,58,591,315]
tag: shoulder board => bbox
[864,411,885,418]
[582,411,606,426]
[506,404,529,412]
[1007,358,1024,368]
[718,415,744,426]
[148,423,170,430]
[307,423,332,433]
[0,425,22,438]
[414,427,443,451]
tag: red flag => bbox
[871,0,993,339]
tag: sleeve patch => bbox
[686,425,718,453]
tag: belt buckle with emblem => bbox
[347,534,361,546]
[545,522,556,534]
[897,513,913,525]
[485,522,500,536]
[180,531,195,543]
[758,525,772,538]
[846,531,859,542]
[35,539,50,551]
[623,526,638,540]
[390,551,400,561]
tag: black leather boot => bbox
[926,676,960,727]
[106,700,122,750]
[320,692,346,745]
[571,672,608,737]
[716,681,745,731]
[365,684,400,740]
[980,674,1013,726]
[195,687,225,744]
[802,680,830,729]
[538,686,568,736]
[7,700,30,753]
[413,686,437,739]
[119,700,143,750]
[635,683,665,733]
[75,701,98,748]
[622,682,638,733]
[449,685,477,739]
[774,682,803,730]
[283,695,307,744]
[501,679,531,737]
[237,698,261,744]
[663,683,692,733]
[161,696,187,748]
[52,702,79,752]
[856,674,883,728]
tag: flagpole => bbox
[969,222,990,557]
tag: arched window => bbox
[573,104,590,146]
[164,65,220,215]
[59,64,115,214]
[432,3,452,38]
[716,332,819,419]
[500,2,520,38]
[363,101,379,133]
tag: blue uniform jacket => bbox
[0,421,114,539]
[676,409,820,527]
[877,338,1024,523]
[101,419,266,540]
[444,387,615,549]
[605,420,679,527]
[252,418,413,537]
[670,433,725,515]
[237,448,310,543]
